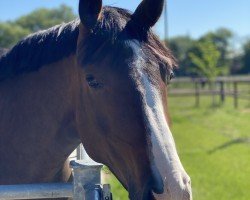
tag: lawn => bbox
[103,95,250,200]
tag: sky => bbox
[0,0,249,40]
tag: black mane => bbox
[0,20,79,81]
[0,48,8,58]
[0,6,176,81]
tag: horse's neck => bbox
[0,55,81,184]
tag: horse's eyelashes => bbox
[170,72,175,80]
[159,63,174,84]
[166,71,175,84]
[86,74,95,82]
[86,75,103,89]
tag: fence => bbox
[169,76,250,108]
[0,146,112,200]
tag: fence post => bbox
[195,80,200,107]
[219,81,225,103]
[233,81,238,108]
[70,160,103,200]
[77,144,90,160]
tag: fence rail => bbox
[0,183,73,200]
[169,76,250,108]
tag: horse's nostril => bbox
[182,176,192,200]
[151,185,164,195]
[151,177,164,194]
[183,190,192,200]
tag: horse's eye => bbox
[86,75,103,89]
[166,72,175,84]
[159,63,174,85]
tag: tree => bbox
[188,38,226,81]
[15,5,76,32]
[0,5,76,48]
[188,38,227,106]
[0,23,29,48]
[241,40,250,74]
[200,28,233,71]
[167,36,195,76]
[166,28,233,77]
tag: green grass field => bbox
[103,95,250,200]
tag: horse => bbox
[0,0,192,199]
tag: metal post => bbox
[220,81,225,103]
[103,184,112,200]
[70,160,103,200]
[77,144,91,161]
[164,0,169,43]
[195,80,200,107]
[233,82,238,108]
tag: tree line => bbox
[0,5,249,78]
[167,29,250,78]
[0,5,76,48]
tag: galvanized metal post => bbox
[77,144,90,160]
[70,160,103,200]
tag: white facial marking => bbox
[129,41,192,200]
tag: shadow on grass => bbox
[208,137,250,154]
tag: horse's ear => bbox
[132,0,164,29]
[79,0,102,30]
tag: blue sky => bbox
[0,0,249,40]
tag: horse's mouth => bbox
[142,187,160,200]
[146,191,156,200]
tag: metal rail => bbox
[0,183,73,199]
[0,160,112,200]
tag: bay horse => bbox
[0,0,192,199]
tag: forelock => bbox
[78,6,177,71]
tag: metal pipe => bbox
[0,160,107,200]
[0,183,73,200]
[70,160,103,200]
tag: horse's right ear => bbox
[79,0,102,30]
[132,0,164,30]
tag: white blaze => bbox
[142,74,191,200]
[130,41,192,200]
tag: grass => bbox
[103,95,250,200]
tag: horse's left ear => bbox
[79,0,102,30]
[132,0,164,29]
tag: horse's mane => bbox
[0,6,176,82]
[0,48,8,58]
[0,20,79,81]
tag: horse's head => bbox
[76,0,192,199]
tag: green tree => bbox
[15,5,76,32]
[167,36,195,76]
[166,28,234,77]
[188,38,227,106]
[241,40,250,74]
[188,38,226,81]
[0,23,29,48]
[200,28,233,70]
[0,5,76,48]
